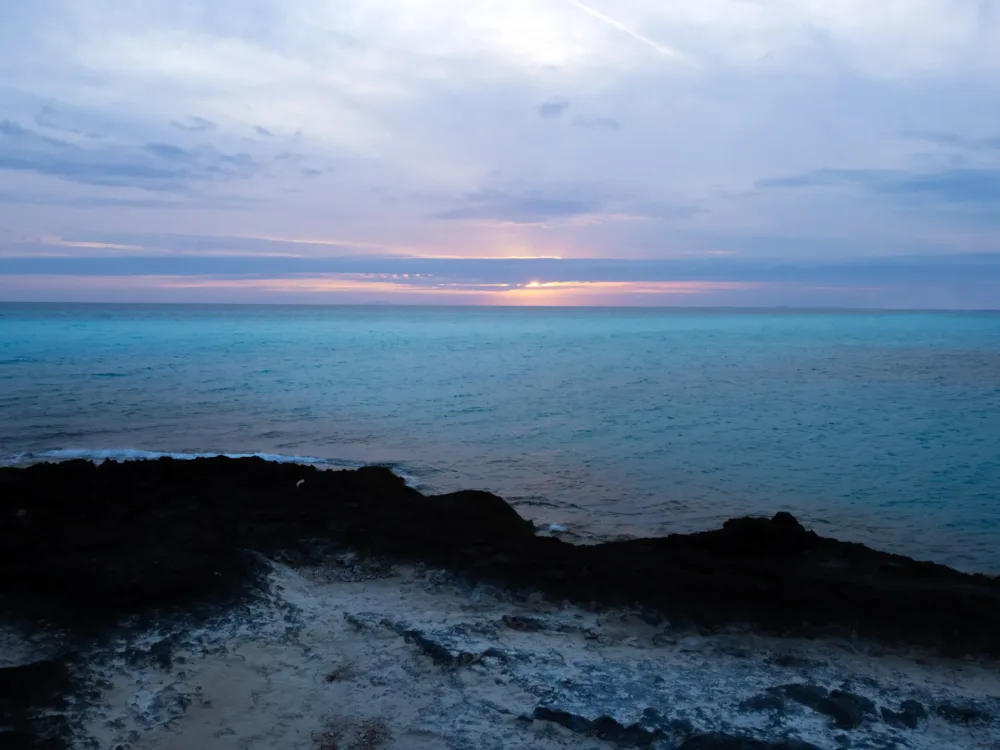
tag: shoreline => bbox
[2,456,999,748]
[2,449,995,577]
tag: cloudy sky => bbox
[1,0,998,307]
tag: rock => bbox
[344,612,381,631]
[533,707,592,734]
[2,457,1000,660]
[0,660,73,748]
[771,654,815,668]
[394,626,480,668]
[501,614,547,632]
[124,636,179,671]
[815,691,876,730]
[881,699,927,729]
[532,706,663,747]
[0,728,37,748]
[773,683,828,710]
[771,685,875,730]
[0,716,72,749]
[740,694,786,713]
[679,733,821,749]
[935,702,991,724]
[0,659,71,712]
[591,715,662,746]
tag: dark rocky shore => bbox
[2,457,1000,749]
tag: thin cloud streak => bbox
[557,0,695,65]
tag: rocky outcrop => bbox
[531,707,665,747]
[881,700,928,729]
[2,456,999,658]
[0,658,73,748]
[763,684,878,730]
[935,701,992,724]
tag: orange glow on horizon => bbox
[0,274,765,305]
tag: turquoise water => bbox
[2,303,999,571]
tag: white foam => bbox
[30,448,348,465]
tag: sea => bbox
[2,302,998,572]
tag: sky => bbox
[1,0,999,307]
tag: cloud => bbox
[2,0,1000,293]
[573,116,621,131]
[757,168,1000,206]
[431,183,699,225]
[34,105,102,138]
[0,120,260,191]
[0,189,256,210]
[431,186,607,223]
[538,99,570,118]
[906,130,1000,151]
[171,116,217,132]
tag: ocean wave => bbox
[0,449,425,489]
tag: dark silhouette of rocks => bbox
[935,701,992,724]
[752,684,877,730]
[881,699,928,729]
[815,690,877,730]
[0,658,72,748]
[532,707,665,746]
[2,456,999,657]
[772,684,828,711]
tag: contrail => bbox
[559,0,695,65]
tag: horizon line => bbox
[3,300,998,314]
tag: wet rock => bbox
[678,733,822,749]
[770,685,875,730]
[123,635,180,671]
[402,629,479,667]
[343,611,381,631]
[771,654,818,669]
[815,691,876,730]
[740,694,786,713]
[935,701,991,724]
[0,715,72,749]
[881,699,927,729]
[0,661,74,749]
[501,614,548,632]
[532,706,663,747]
[0,659,71,712]
[381,621,483,668]
[652,632,679,647]
[773,683,828,710]
[533,707,592,733]
[0,728,37,748]
[639,610,666,627]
